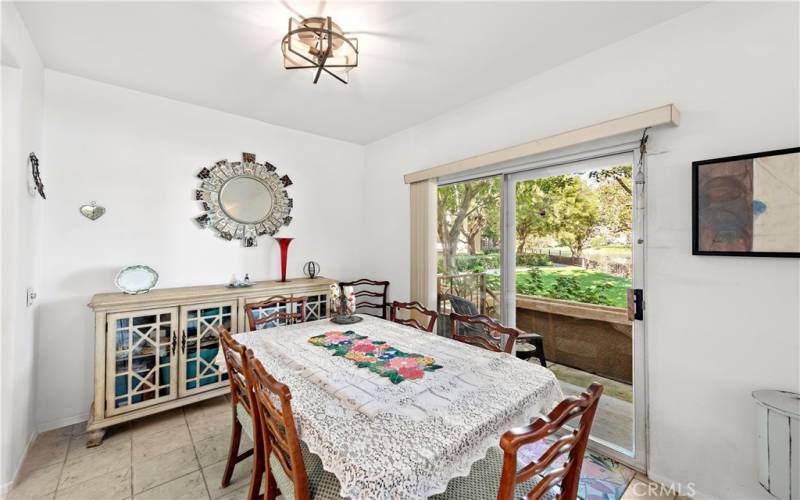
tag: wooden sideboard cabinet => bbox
[86,277,336,446]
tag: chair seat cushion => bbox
[235,402,254,441]
[430,446,554,500]
[269,441,344,499]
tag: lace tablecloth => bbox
[223,315,563,500]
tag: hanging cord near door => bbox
[635,128,649,245]
[638,128,649,164]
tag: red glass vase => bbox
[275,237,294,282]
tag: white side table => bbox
[753,390,800,499]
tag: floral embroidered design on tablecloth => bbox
[308,330,443,384]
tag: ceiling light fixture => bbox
[281,16,358,84]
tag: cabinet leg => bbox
[85,429,106,447]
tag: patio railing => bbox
[436,272,498,316]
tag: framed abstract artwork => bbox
[692,147,799,257]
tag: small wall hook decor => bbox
[80,201,106,221]
[29,153,46,199]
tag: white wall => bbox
[0,2,45,490]
[362,3,799,499]
[8,2,799,497]
[36,70,365,429]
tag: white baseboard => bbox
[37,413,88,434]
[0,430,37,497]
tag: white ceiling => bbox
[16,1,701,144]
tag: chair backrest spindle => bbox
[389,301,437,332]
[219,326,257,416]
[245,295,307,331]
[339,279,389,319]
[251,357,311,499]
[449,313,520,354]
[497,383,604,500]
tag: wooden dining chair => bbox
[245,295,307,331]
[449,313,520,354]
[338,279,389,319]
[498,383,604,499]
[448,294,546,366]
[432,383,603,500]
[250,357,343,499]
[219,327,263,500]
[389,301,438,333]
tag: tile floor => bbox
[6,395,687,500]
[6,396,254,500]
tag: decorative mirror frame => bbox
[194,152,293,247]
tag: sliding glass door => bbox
[436,175,503,334]
[436,147,647,469]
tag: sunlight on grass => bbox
[516,266,631,308]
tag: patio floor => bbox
[537,361,634,452]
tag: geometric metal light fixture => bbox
[281,16,358,84]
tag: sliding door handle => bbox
[627,288,644,321]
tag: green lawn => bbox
[541,245,631,258]
[516,266,631,308]
[587,245,632,257]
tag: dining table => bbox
[217,314,564,500]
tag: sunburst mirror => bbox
[194,152,293,247]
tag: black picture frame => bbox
[692,146,800,258]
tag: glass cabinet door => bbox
[303,294,330,321]
[106,308,178,416]
[179,302,235,397]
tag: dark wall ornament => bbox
[29,153,46,199]
[194,152,293,247]
[303,261,320,278]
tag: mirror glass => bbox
[219,176,273,223]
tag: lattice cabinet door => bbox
[178,302,236,397]
[106,308,179,416]
[303,293,331,322]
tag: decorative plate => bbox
[194,152,293,247]
[115,265,159,295]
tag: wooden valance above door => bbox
[404,104,680,184]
